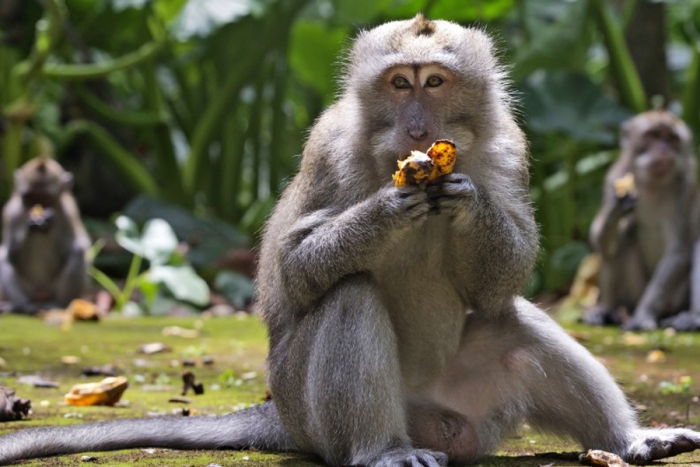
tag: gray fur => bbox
[587,110,700,330]
[0,157,90,313]
[1,16,700,467]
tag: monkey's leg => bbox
[585,242,645,326]
[660,239,700,331]
[0,252,35,314]
[505,299,700,461]
[0,401,296,464]
[268,273,447,467]
[55,243,87,306]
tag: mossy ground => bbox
[1,312,699,466]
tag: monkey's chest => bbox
[18,233,64,285]
[374,221,467,387]
[636,216,672,273]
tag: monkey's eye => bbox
[425,75,443,87]
[392,76,411,89]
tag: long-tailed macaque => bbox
[0,157,90,314]
[586,110,700,331]
[2,16,700,466]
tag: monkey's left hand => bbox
[626,428,700,463]
[426,173,476,217]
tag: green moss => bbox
[1,314,700,465]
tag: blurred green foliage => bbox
[1,0,700,296]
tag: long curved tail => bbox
[0,401,296,465]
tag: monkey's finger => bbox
[405,202,431,221]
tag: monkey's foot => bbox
[366,447,448,467]
[582,306,627,326]
[660,311,700,332]
[621,315,657,331]
[626,428,700,464]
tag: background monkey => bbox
[0,157,90,313]
[2,15,700,466]
[586,110,700,331]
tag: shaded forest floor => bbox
[1,312,699,466]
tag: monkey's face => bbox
[345,16,497,173]
[625,112,691,188]
[14,158,71,207]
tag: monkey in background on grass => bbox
[0,157,90,314]
[586,110,700,331]
[2,15,700,467]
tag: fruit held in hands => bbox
[392,151,434,187]
[614,173,636,198]
[392,140,457,187]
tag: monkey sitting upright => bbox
[2,16,700,467]
[0,157,90,314]
[586,110,700,331]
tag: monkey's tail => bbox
[0,401,297,464]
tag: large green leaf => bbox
[289,21,348,103]
[215,271,256,309]
[123,195,249,268]
[512,0,589,80]
[140,219,179,265]
[520,71,632,144]
[148,265,210,306]
[114,216,144,257]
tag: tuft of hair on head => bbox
[410,12,435,36]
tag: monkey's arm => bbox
[589,195,635,258]
[277,185,429,309]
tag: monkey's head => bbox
[14,157,73,207]
[344,14,505,166]
[621,110,694,188]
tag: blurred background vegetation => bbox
[1,0,699,308]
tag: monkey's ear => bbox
[619,119,633,147]
[62,172,74,191]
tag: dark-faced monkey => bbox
[0,157,90,314]
[1,15,699,467]
[586,110,700,331]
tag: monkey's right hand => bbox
[377,184,431,226]
[614,193,636,214]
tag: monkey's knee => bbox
[408,404,479,464]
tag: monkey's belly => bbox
[17,235,63,296]
[387,287,467,389]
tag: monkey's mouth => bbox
[28,205,55,231]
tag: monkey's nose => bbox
[408,127,428,141]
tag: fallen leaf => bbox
[17,375,59,388]
[81,364,118,377]
[622,333,647,346]
[61,356,81,365]
[168,396,193,404]
[181,371,204,396]
[162,326,199,338]
[0,357,5,368]
[138,342,170,355]
[645,349,666,363]
[68,299,101,321]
